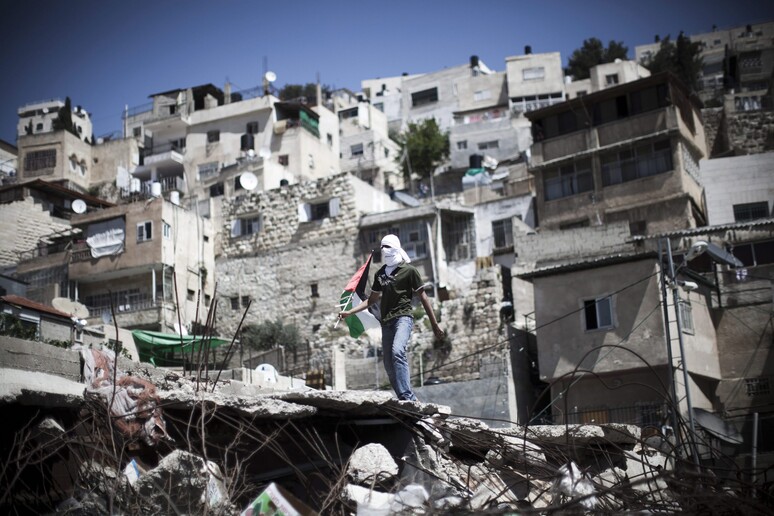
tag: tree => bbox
[640,32,703,93]
[241,319,302,354]
[52,96,78,137]
[566,38,629,80]
[394,118,449,185]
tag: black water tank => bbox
[280,179,289,187]
[525,45,532,55]
[470,55,479,68]
[469,154,483,169]
[240,133,254,151]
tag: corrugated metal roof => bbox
[1,295,71,320]
[517,251,657,279]
[632,219,774,240]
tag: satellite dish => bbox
[239,172,258,191]
[52,297,89,319]
[101,311,112,324]
[258,147,271,159]
[72,199,87,214]
[42,107,49,114]
[264,71,277,83]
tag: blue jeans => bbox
[381,316,416,401]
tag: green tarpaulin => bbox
[132,330,230,367]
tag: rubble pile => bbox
[1,353,773,514]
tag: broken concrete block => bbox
[135,450,209,514]
[347,443,399,485]
[342,484,394,514]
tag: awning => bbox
[132,330,230,367]
[693,408,743,444]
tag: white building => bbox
[18,99,93,143]
[700,152,774,225]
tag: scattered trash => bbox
[123,458,143,486]
[241,482,315,516]
[552,461,597,510]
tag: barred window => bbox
[746,377,770,397]
[24,149,56,171]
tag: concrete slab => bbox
[0,368,84,407]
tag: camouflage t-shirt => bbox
[371,263,423,323]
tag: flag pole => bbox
[334,290,355,329]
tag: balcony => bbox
[140,142,185,168]
[85,293,163,318]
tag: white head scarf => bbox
[381,234,411,268]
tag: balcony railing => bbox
[17,240,73,263]
[548,402,668,430]
[86,294,163,317]
[70,241,93,262]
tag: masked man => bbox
[339,234,444,400]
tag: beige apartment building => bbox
[526,72,707,235]
[14,194,214,334]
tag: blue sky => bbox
[1,0,772,144]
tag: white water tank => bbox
[130,177,141,192]
[169,191,180,205]
[151,182,162,197]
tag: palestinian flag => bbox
[339,253,380,338]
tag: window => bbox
[310,283,319,298]
[278,154,289,166]
[560,219,590,230]
[733,202,769,222]
[69,156,78,172]
[241,295,250,308]
[605,73,620,86]
[198,162,219,180]
[350,143,364,156]
[443,214,475,261]
[478,140,499,150]
[298,197,340,222]
[601,140,672,186]
[584,296,613,331]
[246,121,259,134]
[678,299,694,334]
[137,221,152,242]
[543,159,593,201]
[746,377,770,397]
[204,294,211,306]
[230,296,239,310]
[473,90,492,101]
[457,140,467,150]
[187,289,195,301]
[234,176,243,191]
[339,107,358,120]
[630,85,669,115]
[133,126,142,138]
[523,67,545,80]
[575,90,588,97]
[163,221,171,238]
[492,218,513,249]
[209,182,224,197]
[729,240,774,267]
[231,215,261,237]
[327,133,333,147]
[411,87,439,107]
[629,221,647,236]
[24,149,56,171]
[36,123,44,132]
[207,130,220,143]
